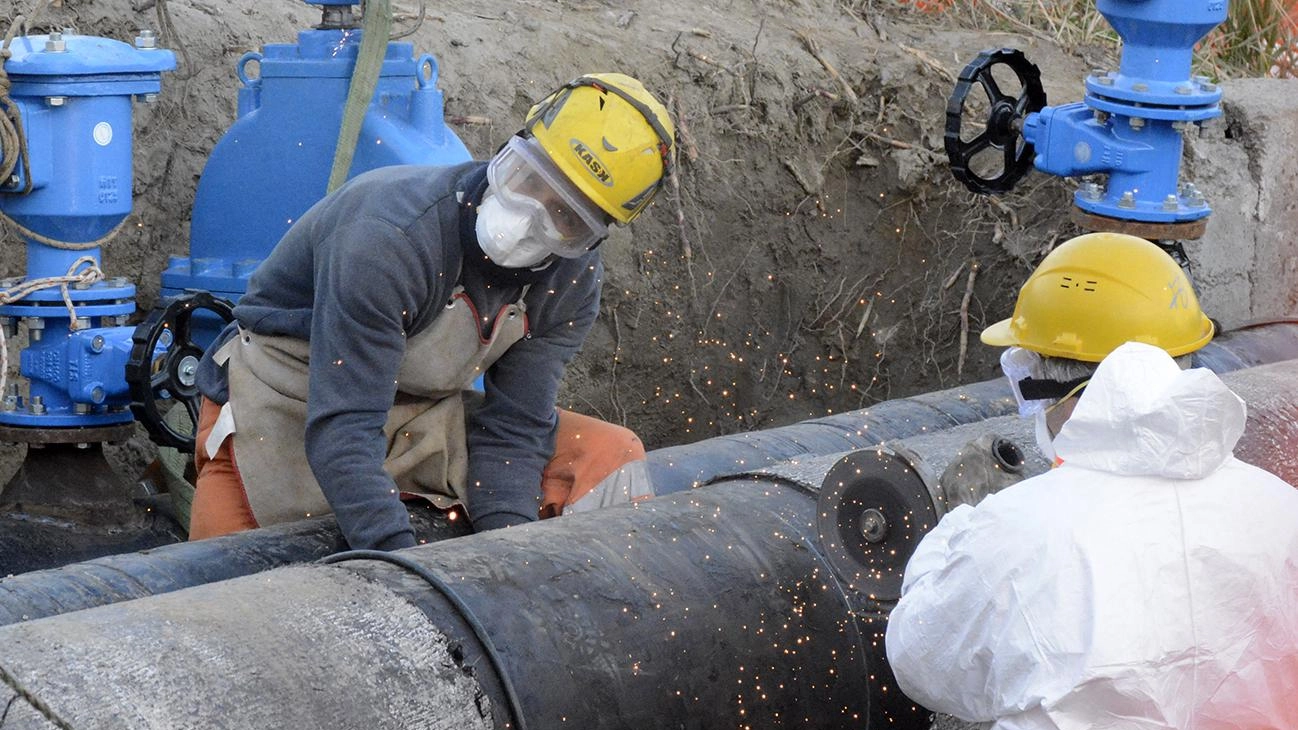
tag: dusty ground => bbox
[0,0,1097,461]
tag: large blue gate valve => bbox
[164,0,471,323]
[0,31,174,430]
[946,0,1228,235]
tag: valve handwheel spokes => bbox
[126,291,234,452]
[946,48,1047,194]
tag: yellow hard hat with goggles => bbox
[523,73,675,225]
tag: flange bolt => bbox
[44,31,66,53]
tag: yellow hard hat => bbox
[524,73,674,224]
[981,232,1214,362]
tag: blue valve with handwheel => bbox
[945,0,1228,245]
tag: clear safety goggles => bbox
[486,136,611,258]
[1001,347,1050,417]
[1000,346,1089,417]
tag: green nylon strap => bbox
[327,0,392,194]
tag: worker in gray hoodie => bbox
[191,73,673,550]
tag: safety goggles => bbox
[1000,346,1089,417]
[486,136,611,258]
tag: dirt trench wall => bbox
[0,0,1294,463]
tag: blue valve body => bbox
[164,28,471,335]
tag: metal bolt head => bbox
[0,277,21,288]
[178,355,199,387]
[1093,110,1109,124]
[109,277,130,288]
[1175,84,1193,95]
[90,334,105,353]
[1118,191,1137,208]
[44,31,66,53]
[138,93,159,104]
[1079,181,1104,201]
[29,396,46,415]
[158,329,174,348]
[1163,194,1179,211]
[90,386,106,404]
[74,403,91,415]
[135,29,157,49]
[1129,117,1146,130]
[1096,75,1115,87]
[1132,82,1149,92]
[859,508,888,543]
[1200,80,1219,93]
[46,96,67,107]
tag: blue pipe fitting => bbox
[168,28,470,311]
[7,325,138,427]
[0,33,173,427]
[1020,0,1226,224]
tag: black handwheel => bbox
[946,48,1047,194]
[126,291,235,452]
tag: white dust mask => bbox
[475,192,553,269]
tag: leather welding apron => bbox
[218,286,528,526]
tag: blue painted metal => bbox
[164,29,471,310]
[0,34,173,428]
[1020,0,1226,223]
[8,326,138,426]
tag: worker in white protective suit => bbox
[885,232,1298,729]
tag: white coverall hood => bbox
[885,342,1298,730]
[1053,341,1246,479]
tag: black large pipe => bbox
[0,361,1295,729]
[647,322,1298,492]
[0,409,1043,729]
[1,328,1297,630]
[0,502,469,625]
[0,480,890,729]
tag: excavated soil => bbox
[0,0,1098,467]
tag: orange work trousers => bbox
[191,397,646,540]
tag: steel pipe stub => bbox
[816,447,941,603]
